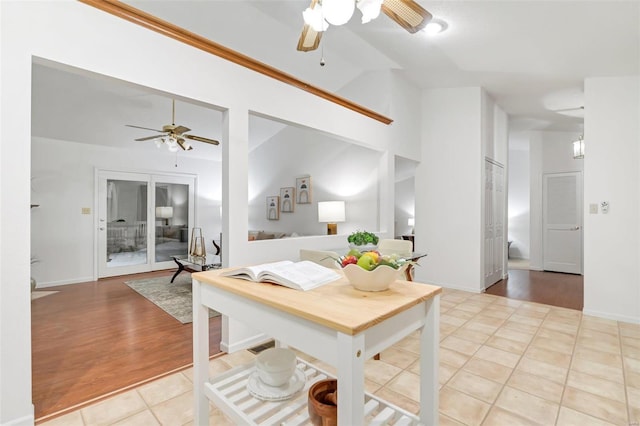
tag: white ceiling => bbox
[32,1,639,158]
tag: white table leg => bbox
[337,332,365,425]
[420,294,440,426]
[193,279,210,425]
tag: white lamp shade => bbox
[357,0,383,23]
[318,201,346,223]
[156,206,174,219]
[322,0,355,26]
[573,137,584,159]
[408,217,415,227]
[303,4,329,32]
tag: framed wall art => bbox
[266,196,280,220]
[280,187,295,213]
[296,176,312,204]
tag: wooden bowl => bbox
[308,379,337,426]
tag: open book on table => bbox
[220,260,340,291]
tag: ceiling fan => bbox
[297,0,432,52]
[125,99,219,151]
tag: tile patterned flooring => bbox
[41,288,639,426]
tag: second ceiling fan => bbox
[297,0,432,52]
[126,99,219,152]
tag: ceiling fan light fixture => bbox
[357,0,383,24]
[423,18,448,35]
[322,0,355,26]
[303,4,329,32]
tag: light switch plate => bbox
[589,204,598,214]
[601,201,609,214]
[81,207,91,215]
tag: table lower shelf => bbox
[205,357,420,425]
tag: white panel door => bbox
[484,160,505,288]
[543,172,583,274]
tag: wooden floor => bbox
[31,270,222,421]
[485,268,584,310]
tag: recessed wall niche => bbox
[247,113,381,240]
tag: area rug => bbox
[125,274,220,324]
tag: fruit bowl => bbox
[342,263,405,292]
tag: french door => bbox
[97,171,195,278]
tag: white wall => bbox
[583,76,640,324]
[508,147,530,259]
[247,126,381,237]
[0,3,406,421]
[416,87,483,292]
[416,88,507,292]
[30,137,222,287]
[528,130,583,270]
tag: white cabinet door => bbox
[484,160,505,288]
[543,172,583,274]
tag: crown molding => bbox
[78,0,393,125]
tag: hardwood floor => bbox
[485,268,584,310]
[31,270,222,421]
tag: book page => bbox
[258,260,340,291]
[221,260,293,281]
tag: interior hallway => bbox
[486,262,584,311]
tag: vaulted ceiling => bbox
[32,1,639,157]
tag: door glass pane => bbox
[106,180,148,267]
[155,183,189,262]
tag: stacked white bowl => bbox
[256,347,297,387]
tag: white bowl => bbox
[256,348,297,387]
[342,263,405,292]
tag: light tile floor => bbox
[40,288,640,425]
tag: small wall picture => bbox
[280,187,295,213]
[296,176,312,204]
[266,196,280,220]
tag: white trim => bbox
[220,332,271,354]
[420,280,483,294]
[35,277,95,288]
[582,309,640,325]
[2,411,34,426]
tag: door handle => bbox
[99,227,105,231]
[571,226,580,230]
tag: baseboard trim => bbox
[582,308,640,325]
[3,409,34,426]
[419,280,482,294]
[221,333,271,354]
[36,277,94,288]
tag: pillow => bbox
[257,231,275,240]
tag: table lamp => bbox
[156,206,173,225]
[318,201,345,235]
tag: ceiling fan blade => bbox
[297,0,322,52]
[173,125,191,135]
[135,135,164,142]
[176,138,193,151]
[297,24,322,52]
[554,106,584,112]
[382,0,432,34]
[184,134,220,145]
[125,124,166,133]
